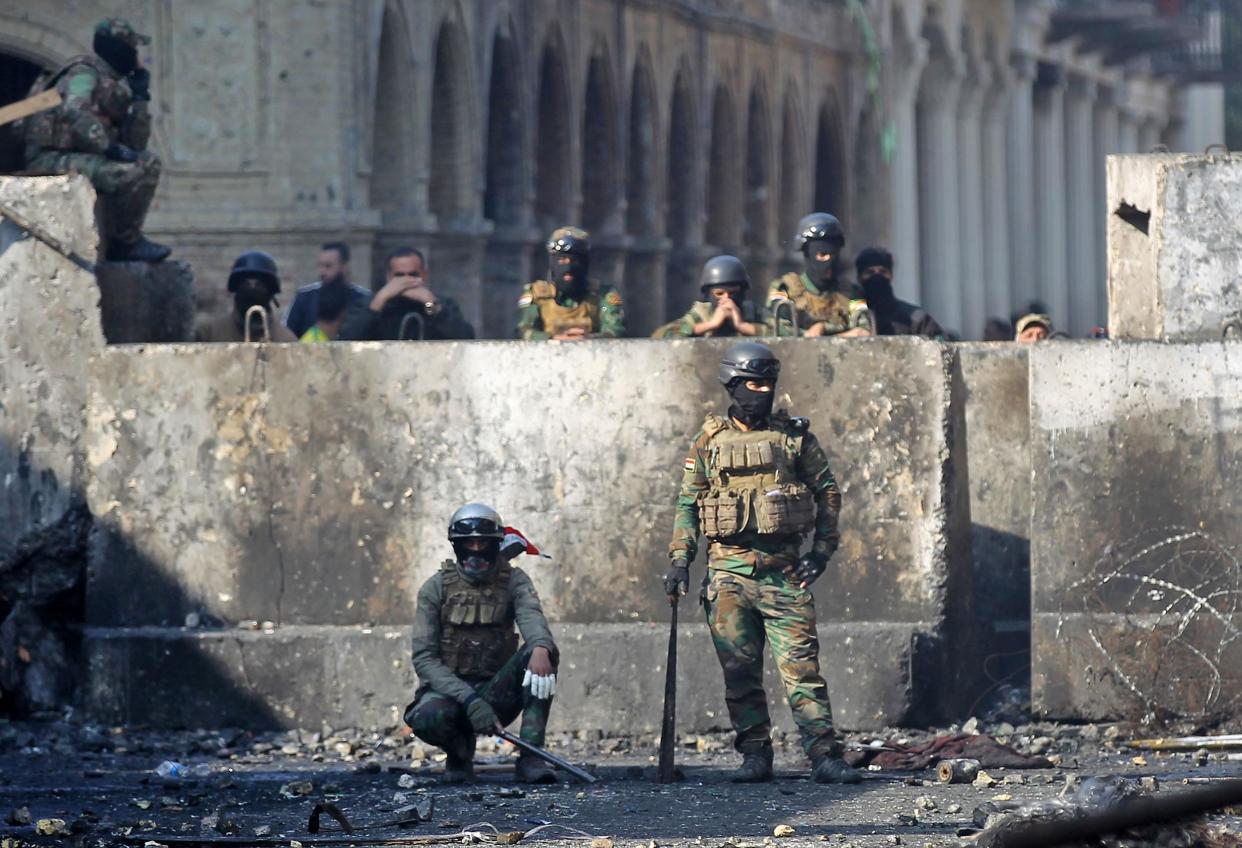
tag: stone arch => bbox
[813,89,848,227]
[428,13,474,225]
[777,81,806,259]
[665,62,697,246]
[743,78,772,261]
[705,83,741,250]
[370,3,418,216]
[534,25,572,231]
[483,16,526,228]
[580,38,621,234]
[625,47,660,238]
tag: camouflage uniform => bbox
[516,280,625,340]
[651,300,775,339]
[404,560,557,755]
[767,273,873,337]
[668,410,844,760]
[22,19,160,247]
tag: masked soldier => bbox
[663,341,860,785]
[517,227,625,340]
[195,251,296,342]
[21,19,169,263]
[405,504,560,784]
[652,255,771,339]
[767,214,870,338]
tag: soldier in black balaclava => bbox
[853,247,943,339]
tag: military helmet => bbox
[95,17,150,46]
[227,250,280,293]
[447,503,505,542]
[719,341,781,387]
[698,255,750,294]
[793,212,845,252]
[546,226,590,256]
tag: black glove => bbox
[127,68,151,101]
[663,559,689,601]
[105,143,139,163]
[793,551,828,587]
[465,696,498,733]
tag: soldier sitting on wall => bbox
[19,19,170,263]
[652,255,773,339]
[405,504,560,785]
[195,250,296,343]
[767,213,871,338]
[516,227,625,340]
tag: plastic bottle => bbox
[155,761,186,780]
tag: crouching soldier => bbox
[405,503,560,784]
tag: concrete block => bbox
[0,175,103,561]
[84,338,974,730]
[1107,154,1242,341]
[97,261,196,343]
[1030,342,1242,722]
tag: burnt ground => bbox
[0,719,1239,848]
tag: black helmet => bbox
[718,341,780,387]
[546,226,590,256]
[793,213,845,252]
[447,502,505,542]
[698,255,750,294]
[227,250,280,293]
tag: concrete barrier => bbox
[84,338,975,731]
[1030,342,1242,722]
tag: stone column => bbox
[1118,100,1140,154]
[1138,118,1164,155]
[1093,87,1122,326]
[889,38,929,303]
[1064,74,1100,336]
[623,235,671,336]
[957,70,989,340]
[1033,65,1070,325]
[917,57,964,333]
[1006,55,1039,318]
[981,75,1012,323]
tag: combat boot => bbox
[107,235,171,263]
[515,754,558,784]
[730,746,774,783]
[811,755,861,784]
[442,737,475,784]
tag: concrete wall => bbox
[83,337,975,731]
[97,261,195,344]
[1030,342,1242,722]
[1107,154,1242,341]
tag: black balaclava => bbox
[728,381,775,428]
[453,540,500,584]
[803,238,838,289]
[94,32,138,76]
[551,252,590,298]
[860,271,896,311]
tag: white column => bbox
[982,76,1012,322]
[890,39,929,303]
[1033,68,1070,326]
[1093,88,1121,325]
[917,59,964,333]
[1064,74,1099,337]
[957,72,988,339]
[1006,55,1038,316]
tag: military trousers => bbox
[704,567,840,760]
[27,150,161,245]
[403,643,553,756]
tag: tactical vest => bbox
[21,55,130,153]
[696,414,816,539]
[530,280,600,336]
[772,273,864,334]
[437,559,518,679]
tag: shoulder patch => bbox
[683,456,696,472]
[518,291,533,307]
[604,289,623,307]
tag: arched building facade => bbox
[0,0,1218,338]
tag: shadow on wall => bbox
[0,438,279,728]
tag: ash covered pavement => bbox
[0,719,1240,848]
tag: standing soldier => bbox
[405,504,560,784]
[517,227,625,340]
[652,255,771,339]
[767,214,870,337]
[21,19,169,262]
[663,341,860,785]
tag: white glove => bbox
[522,668,557,700]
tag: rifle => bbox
[656,599,679,783]
[496,729,596,784]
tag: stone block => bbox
[1107,154,1242,341]
[1030,342,1242,722]
[97,261,196,343]
[84,338,974,730]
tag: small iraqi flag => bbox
[502,526,551,559]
